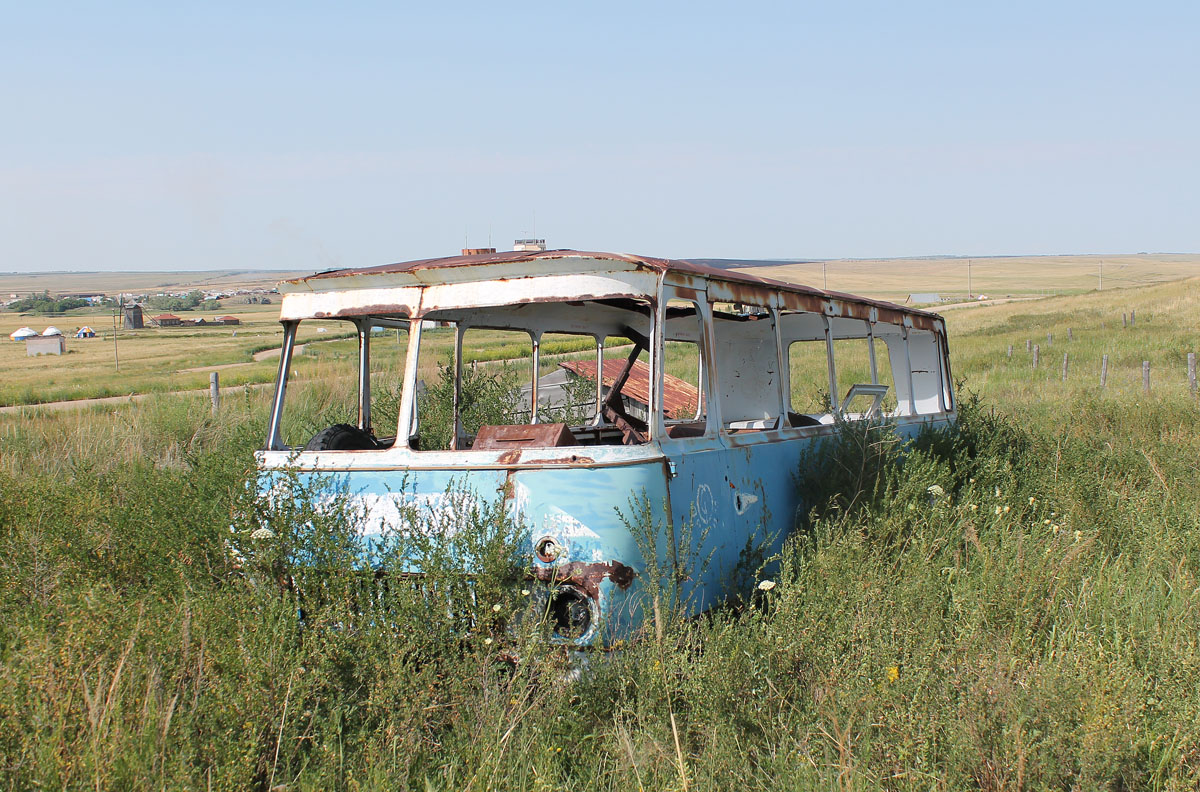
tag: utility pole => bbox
[112,294,120,372]
[967,259,973,298]
[822,261,828,291]
[1098,259,1103,291]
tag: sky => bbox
[2,0,1198,272]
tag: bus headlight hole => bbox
[549,585,592,639]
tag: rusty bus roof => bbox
[282,249,943,330]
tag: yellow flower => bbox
[886,666,900,683]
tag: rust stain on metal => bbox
[520,454,596,466]
[529,560,638,599]
[495,449,522,466]
[334,303,415,318]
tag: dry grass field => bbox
[737,252,1200,303]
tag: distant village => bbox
[3,285,278,322]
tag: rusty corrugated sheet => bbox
[559,359,698,420]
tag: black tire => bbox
[304,423,379,451]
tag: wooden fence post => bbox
[1048,332,1053,345]
[1026,339,1032,352]
[1062,352,1069,381]
[1189,352,1196,393]
[1143,361,1150,392]
[210,372,220,414]
[1122,314,1127,327]
[1067,328,1073,341]
[1131,310,1136,326]
[1033,344,1040,369]
[1007,344,1013,358]
[1101,354,1109,387]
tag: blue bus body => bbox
[257,250,955,648]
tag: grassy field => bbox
[3,254,1196,407]
[0,269,307,296]
[2,277,1200,788]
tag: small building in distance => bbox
[215,315,241,325]
[75,326,96,338]
[123,304,144,329]
[906,293,943,305]
[513,238,547,252]
[152,313,182,327]
[26,335,65,356]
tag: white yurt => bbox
[10,326,37,341]
[41,326,63,337]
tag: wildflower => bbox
[994,506,1002,515]
[758,580,776,592]
[970,504,978,511]
[484,637,494,645]
[1029,497,1036,505]
[927,484,945,497]
[886,666,900,683]
[1053,523,1060,534]
[520,589,530,596]
[1044,519,1052,525]
[995,486,1001,497]
[492,603,502,613]
[969,477,976,484]
[1074,530,1082,543]
[1003,505,1010,514]
[250,527,275,540]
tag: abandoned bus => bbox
[257,249,955,647]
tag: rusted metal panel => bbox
[528,560,637,600]
[473,423,576,450]
[560,359,698,420]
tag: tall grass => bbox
[4,281,1200,788]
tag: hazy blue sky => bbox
[2,1,1197,272]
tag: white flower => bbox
[1029,497,1036,505]
[484,637,493,645]
[250,528,275,540]
[994,506,1002,515]
[1074,530,1082,543]
[1044,519,1052,525]
[970,504,978,511]
[492,603,502,613]
[927,484,945,497]
[757,580,776,592]
[1003,505,1010,514]
[995,486,1002,498]
[520,589,530,597]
